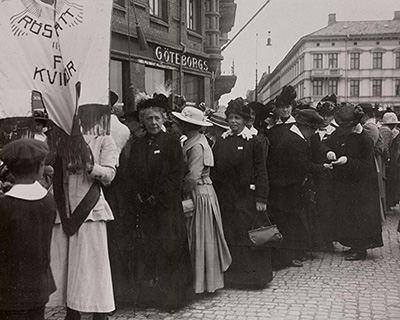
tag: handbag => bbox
[248,213,283,246]
[182,198,194,218]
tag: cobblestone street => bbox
[45,212,400,320]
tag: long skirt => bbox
[186,184,232,293]
[47,221,115,313]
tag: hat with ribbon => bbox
[294,109,324,129]
[334,104,364,127]
[316,94,338,116]
[207,112,230,130]
[172,106,213,127]
[225,97,252,120]
[382,112,400,125]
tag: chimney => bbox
[328,13,336,25]
[394,11,400,20]
[268,66,271,74]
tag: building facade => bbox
[110,0,237,111]
[256,12,400,110]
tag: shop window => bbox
[328,80,338,95]
[187,0,201,33]
[372,79,382,96]
[313,54,323,69]
[110,59,124,107]
[372,52,383,69]
[313,80,323,96]
[149,0,168,21]
[145,66,166,96]
[184,73,204,106]
[350,80,359,97]
[328,53,338,69]
[350,53,360,70]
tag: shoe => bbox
[93,313,109,320]
[342,248,354,256]
[345,251,367,261]
[65,308,81,320]
[290,259,303,267]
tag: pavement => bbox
[45,211,400,320]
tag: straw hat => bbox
[382,112,400,124]
[207,112,229,130]
[172,107,213,127]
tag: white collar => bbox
[289,124,306,141]
[221,126,253,141]
[248,126,258,136]
[352,123,363,134]
[5,181,48,201]
[275,115,296,126]
[317,123,336,140]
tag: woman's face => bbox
[276,105,292,119]
[142,108,165,135]
[227,113,245,134]
[322,114,334,127]
[246,108,256,128]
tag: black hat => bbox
[136,93,170,112]
[0,138,49,172]
[334,104,364,127]
[275,85,297,108]
[295,109,324,129]
[320,94,337,104]
[225,97,252,120]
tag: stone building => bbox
[110,0,237,110]
[256,11,400,110]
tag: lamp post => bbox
[255,31,272,102]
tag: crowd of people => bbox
[2,84,400,319]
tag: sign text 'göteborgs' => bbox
[155,46,209,72]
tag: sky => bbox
[219,0,400,105]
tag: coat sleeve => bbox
[87,136,117,186]
[183,144,204,194]
[253,136,269,203]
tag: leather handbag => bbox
[248,213,283,246]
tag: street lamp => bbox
[255,31,272,102]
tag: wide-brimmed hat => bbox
[225,97,252,120]
[172,107,213,127]
[334,104,364,127]
[295,109,324,129]
[275,85,297,108]
[382,112,400,124]
[136,92,170,112]
[207,112,230,130]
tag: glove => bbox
[332,156,348,166]
[326,151,337,161]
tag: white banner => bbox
[0,0,113,135]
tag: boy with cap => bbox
[0,139,56,320]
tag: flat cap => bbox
[0,138,49,169]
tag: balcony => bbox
[310,68,343,79]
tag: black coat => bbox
[0,194,56,310]
[324,129,383,249]
[212,134,269,246]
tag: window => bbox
[372,79,382,96]
[187,0,201,32]
[328,53,338,68]
[396,52,400,69]
[300,56,304,73]
[184,73,204,106]
[110,59,124,106]
[328,80,338,95]
[114,0,125,7]
[372,52,383,69]
[313,54,323,69]
[350,80,360,97]
[313,80,323,96]
[149,0,167,20]
[395,79,400,96]
[145,66,165,95]
[350,53,360,70]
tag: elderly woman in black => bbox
[211,98,272,288]
[325,104,383,260]
[126,93,192,313]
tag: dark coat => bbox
[126,131,192,306]
[0,194,56,310]
[212,134,269,246]
[324,129,383,249]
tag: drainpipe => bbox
[179,0,185,95]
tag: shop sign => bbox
[155,46,209,72]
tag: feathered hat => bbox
[275,85,297,108]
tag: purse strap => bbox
[251,209,272,230]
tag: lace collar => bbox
[248,126,258,136]
[221,126,253,141]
